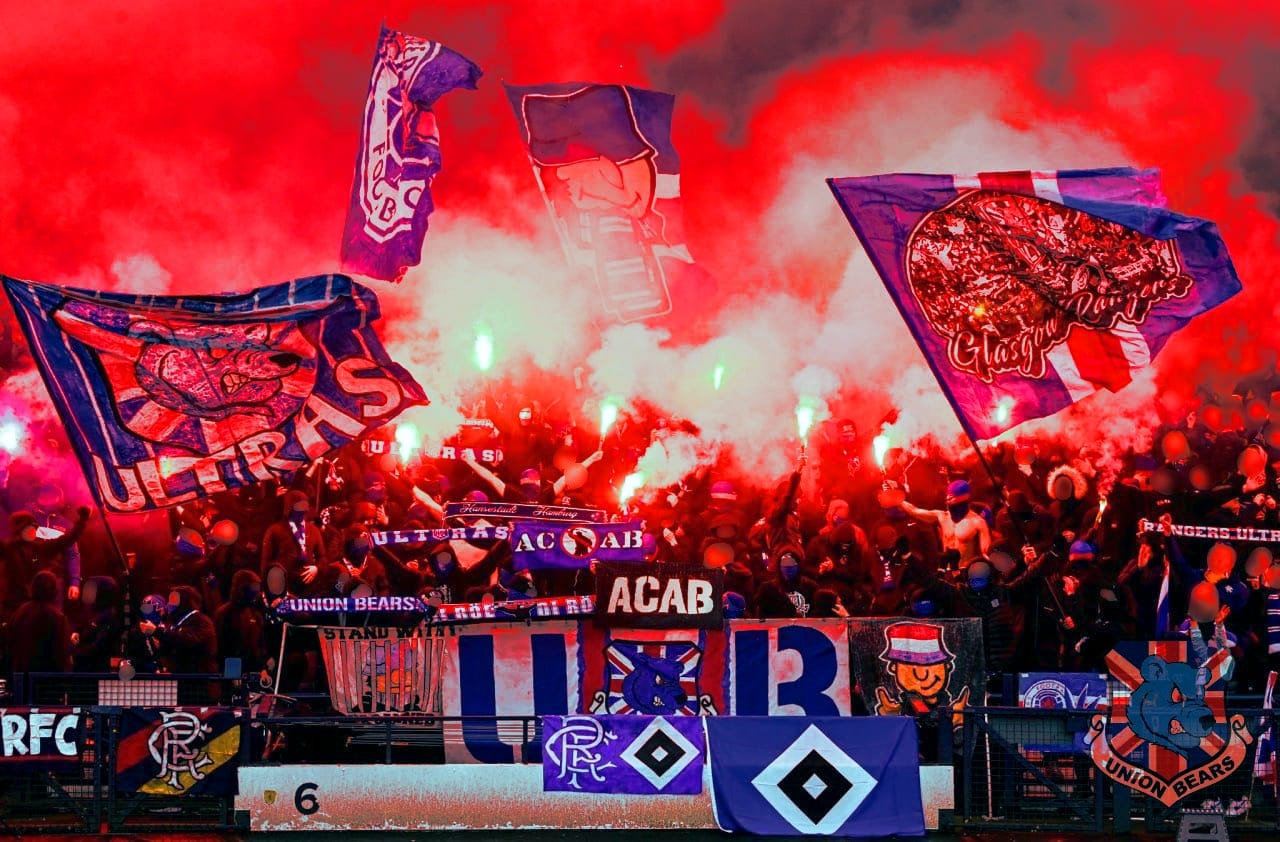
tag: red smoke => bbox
[1,0,1278,491]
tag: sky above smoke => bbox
[1,0,1278,490]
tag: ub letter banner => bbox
[512,521,645,570]
[3,275,426,512]
[708,717,924,837]
[341,27,481,281]
[849,618,983,718]
[0,707,84,771]
[505,82,704,324]
[596,562,723,629]
[543,715,704,795]
[115,708,240,796]
[828,169,1242,438]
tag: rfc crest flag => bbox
[828,169,1242,439]
[341,26,481,281]
[505,82,707,324]
[115,708,241,796]
[2,274,426,512]
[708,717,924,837]
[543,715,704,794]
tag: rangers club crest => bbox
[1085,641,1252,806]
[906,190,1194,383]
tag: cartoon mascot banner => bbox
[1085,640,1251,807]
[848,618,984,720]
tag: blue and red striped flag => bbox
[341,27,481,282]
[2,274,427,512]
[828,169,1242,439]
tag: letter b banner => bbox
[730,620,851,716]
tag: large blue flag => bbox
[2,274,426,512]
[828,169,1242,440]
[543,715,704,795]
[341,27,481,282]
[708,716,924,836]
[505,82,707,324]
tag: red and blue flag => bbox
[2,274,427,512]
[828,169,1242,439]
[341,27,481,282]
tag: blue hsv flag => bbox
[2,274,427,512]
[341,27,481,282]
[708,716,924,837]
[828,169,1242,440]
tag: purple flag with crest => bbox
[828,169,1242,440]
[542,715,704,794]
[2,274,427,512]
[341,26,481,282]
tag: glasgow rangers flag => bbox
[828,169,1242,439]
[504,82,706,324]
[2,274,427,512]
[341,26,481,282]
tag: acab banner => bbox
[512,521,645,570]
[595,562,723,629]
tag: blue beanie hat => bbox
[723,592,747,619]
[1069,540,1096,559]
[946,480,971,501]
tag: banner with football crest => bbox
[115,708,241,796]
[1085,640,1251,807]
[2,274,427,512]
[340,26,481,281]
[542,715,705,795]
[504,82,709,325]
[848,618,984,719]
[578,622,730,718]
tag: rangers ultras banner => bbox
[504,82,702,324]
[848,618,983,719]
[543,715,705,795]
[115,708,241,796]
[828,169,1242,439]
[2,275,426,512]
[341,26,481,281]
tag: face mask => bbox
[912,599,936,617]
[521,482,540,500]
[349,543,371,562]
[244,586,262,603]
[780,561,799,581]
[366,488,386,504]
[948,504,969,521]
[167,599,181,614]
[968,576,990,591]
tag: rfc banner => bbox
[0,707,84,772]
[115,708,241,796]
[505,82,705,324]
[595,562,723,629]
[731,620,851,716]
[317,626,444,715]
[512,522,645,570]
[707,717,924,837]
[2,275,427,512]
[849,618,984,719]
[341,26,481,281]
[829,169,1242,439]
[543,715,704,795]
[1018,672,1107,753]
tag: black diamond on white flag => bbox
[751,724,878,834]
[619,717,698,791]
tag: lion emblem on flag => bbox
[906,190,1194,383]
[53,299,318,455]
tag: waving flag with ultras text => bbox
[341,26,481,282]
[828,169,1242,439]
[505,82,708,324]
[2,274,427,512]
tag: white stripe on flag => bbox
[1111,320,1152,368]
[952,175,982,190]
[1045,343,1098,401]
[891,637,940,653]
[655,173,680,200]
[1031,171,1064,204]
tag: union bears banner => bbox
[707,717,924,837]
[504,82,708,324]
[2,275,426,512]
[828,169,1242,439]
[512,522,645,570]
[848,618,984,719]
[543,715,704,795]
[115,708,241,796]
[595,562,723,629]
[0,707,84,772]
[341,26,481,281]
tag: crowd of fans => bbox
[2,386,1280,701]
